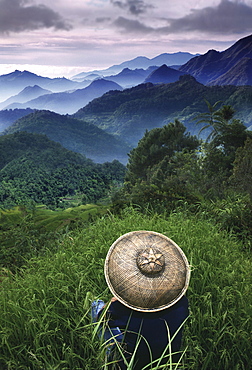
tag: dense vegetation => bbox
[0,108,34,132]
[2,110,131,163]
[0,101,251,369]
[74,76,252,145]
[0,131,126,209]
[112,103,252,248]
[0,208,251,369]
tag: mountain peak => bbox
[145,64,186,84]
[179,34,252,85]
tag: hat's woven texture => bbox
[105,230,190,312]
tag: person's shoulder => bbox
[109,299,131,314]
[160,295,189,315]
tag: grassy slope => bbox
[0,207,251,369]
[0,205,109,269]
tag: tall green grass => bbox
[0,207,251,369]
[0,204,108,270]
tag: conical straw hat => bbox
[105,230,190,312]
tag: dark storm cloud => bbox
[113,16,154,33]
[111,0,153,15]
[161,0,252,34]
[0,0,72,33]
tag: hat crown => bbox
[136,247,165,275]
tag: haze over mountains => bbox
[1,34,252,164]
[72,52,198,80]
[5,79,123,115]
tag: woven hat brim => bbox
[105,230,190,312]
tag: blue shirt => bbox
[99,295,189,369]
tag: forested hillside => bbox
[3,110,131,163]
[111,109,252,249]
[0,131,126,209]
[0,108,34,132]
[74,75,252,145]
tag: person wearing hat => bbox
[92,230,190,369]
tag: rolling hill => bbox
[0,131,126,208]
[3,110,131,164]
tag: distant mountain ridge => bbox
[179,34,252,85]
[74,75,252,146]
[103,66,157,88]
[144,64,186,84]
[0,108,34,132]
[5,79,123,115]
[1,34,252,123]
[72,52,199,80]
[0,85,51,110]
[0,70,80,101]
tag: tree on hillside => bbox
[193,101,251,196]
[194,100,237,142]
[194,100,249,153]
[126,120,200,185]
[112,121,201,213]
[194,100,223,142]
[231,137,252,199]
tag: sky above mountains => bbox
[0,0,252,77]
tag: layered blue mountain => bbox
[104,67,157,88]
[209,57,252,86]
[179,34,252,85]
[0,85,51,110]
[72,52,199,80]
[6,79,123,115]
[144,64,186,84]
[0,108,34,132]
[0,70,80,101]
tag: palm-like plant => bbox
[194,100,235,144]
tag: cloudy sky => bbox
[0,0,252,77]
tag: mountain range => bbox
[3,74,252,166]
[1,34,252,164]
[73,75,252,146]
[1,35,252,117]
[5,79,123,115]
[72,52,199,80]
[0,70,81,102]
[179,34,252,85]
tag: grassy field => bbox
[0,204,109,270]
[0,207,251,369]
